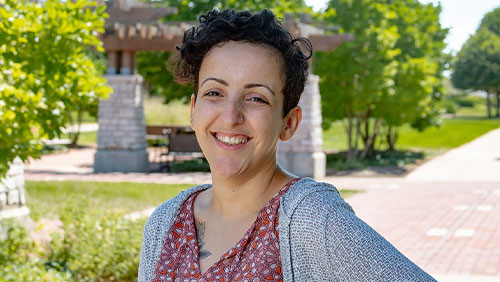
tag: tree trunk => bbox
[360,118,380,160]
[345,117,355,162]
[496,90,500,118]
[386,125,398,151]
[486,90,492,118]
[67,107,83,148]
[345,116,360,162]
[359,110,371,147]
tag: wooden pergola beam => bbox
[102,35,183,52]
[309,34,354,51]
[102,34,353,52]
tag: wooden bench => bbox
[41,138,72,150]
[145,125,204,172]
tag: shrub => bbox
[0,199,146,282]
[0,220,72,282]
[47,199,146,282]
[452,96,475,108]
[440,98,458,114]
[0,262,72,282]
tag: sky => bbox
[304,0,500,53]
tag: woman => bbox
[139,9,435,282]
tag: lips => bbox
[213,132,250,146]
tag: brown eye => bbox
[248,97,268,104]
[205,90,222,97]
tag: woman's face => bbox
[190,41,300,178]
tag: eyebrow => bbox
[244,83,275,96]
[200,78,276,96]
[201,77,228,87]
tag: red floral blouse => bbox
[151,178,299,282]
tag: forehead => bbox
[199,41,285,86]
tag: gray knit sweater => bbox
[139,177,436,281]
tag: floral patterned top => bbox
[151,178,300,282]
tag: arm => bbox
[288,190,436,281]
[324,197,436,281]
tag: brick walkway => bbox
[23,128,500,281]
[345,181,500,281]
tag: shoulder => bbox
[283,179,435,281]
[281,177,354,221]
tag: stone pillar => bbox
[0,157,30,220]
[107,51,118,74]
[121,51,134,75]
[94,74,149,173]
[277,74,325,178]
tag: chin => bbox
[210,158,246,178]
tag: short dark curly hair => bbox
[172,9,313,117]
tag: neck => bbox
[208,161,292,219]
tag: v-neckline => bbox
[190,178,300,277]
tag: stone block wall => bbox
[94,74,149,172]
[0,157,30,219]
[278,74,326,178]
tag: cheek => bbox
[248,108,283,136]
[192,102,215,126]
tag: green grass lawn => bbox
[76,130,98,146]
[396,118,500,149]
[453,95,489,118]
[25,181,359,220]
[25,181,192,220]
[322,122,349,151]
[323,117,500,151]
[144,96,191,125]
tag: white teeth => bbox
[215,134,249,145]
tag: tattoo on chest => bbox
[196,220,212,259]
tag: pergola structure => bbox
[95,0,352,177]
[101,0,352,74]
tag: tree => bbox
[378,0,448,150]
[157,0,311,21]
[451,27,500,118]
[317,0,401,161]
[0,0,112,177]
[317,0,448,160]
[479,7,500,35]
[136,51,192,103]
[479,7,500,117]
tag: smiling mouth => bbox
[213,133,250,146]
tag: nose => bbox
[221,99,244,127]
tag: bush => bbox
[0,199,146,282]
[0,220,72,282]
[440,98,458,114]
[0,262,72,282]
[48,199,145,282]
[452,97,475,108]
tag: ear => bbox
[190,94,195,129]
[280,106,302,141]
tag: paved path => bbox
[22,128,500,281]
[405,128,500,182]
[346,181,500,281]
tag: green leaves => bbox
[451,13,500,118]
[0,0,112,177]
[319,0,448,158]
[452,22,500,91]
